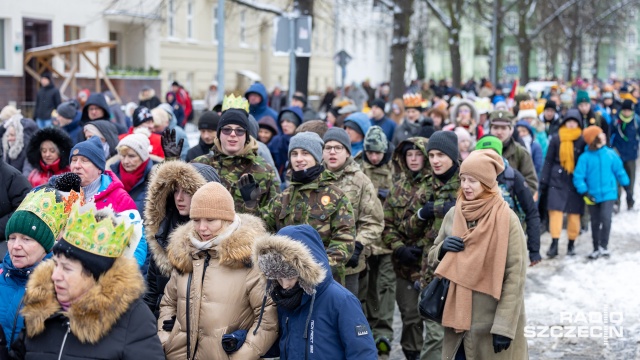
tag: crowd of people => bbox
[0,74,636,360]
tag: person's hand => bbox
[162,315,176,332]
[378,188,390,200]
[529,252,542,266]
[439,236,464,258]
[238,174,260,203]
[492,334,512,353]
[419,202,435,220]
[394,245,423,264]
[346,241,364,268]
[582,193,596,206]
[441,199,456,215]
[161,128,184,159]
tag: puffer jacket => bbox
[158,214,278,360]
[16,257,165,359]
[427,209,529,360]
[143,161,219,316]
[573,146,630,203]
[253,225,377,359]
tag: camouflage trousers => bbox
[396,277,424,352]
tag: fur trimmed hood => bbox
[21,257,145,344]
[253,225,329,296]
[167,213,266,273]
[449,99,480,126]
[2,113,25,160]
[26,127,74,170]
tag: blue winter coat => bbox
[515,121,544,175]
[0,252,52,348]
[268,134,292,181]
[275,226,377,360]
[611,114,640,162]
[573,146,630,203]
[246,83,279,128]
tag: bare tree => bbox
[424,0,465,87]
[389,0,415,100]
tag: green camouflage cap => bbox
[489,110,514,126]
[364,126,388,153]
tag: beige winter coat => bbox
[427,208,529,360]
[158,214,278,360]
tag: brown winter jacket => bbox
[427,208,529,360]
[158,214,278,360]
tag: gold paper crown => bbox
[403,93,424,108]
[222,94,249,113]
[16,188,67,239]
[62,203,134,258]
[519,100,536,111]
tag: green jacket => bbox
[329,157,384,275]
[262,169,356,283]
[502,139,538,194]
[191,138,279,215]
[382,137,432,281]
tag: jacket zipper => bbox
[282,317,289,359]
[58,322,70,360]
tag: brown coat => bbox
[158,214,278,360]
[427,209,529,360]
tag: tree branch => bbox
[424,0,452,29]
[228,0,284,15]
[583,0,640,32]
[529,0,583,38]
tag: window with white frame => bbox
[186,72,194,92]
[187,0,194,39]
[212,4,218,43]
[240,10,246,44]
[0,19,6,70]
[168,0,175,37]
[628,30,636,46]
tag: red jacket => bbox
[119,131,165,159]
[28,160,70,188]
[175,88,193,125]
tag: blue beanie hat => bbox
[70,136,106,171]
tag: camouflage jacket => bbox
[262,169,356,283]
[355,151,395,255]
[329,157,384,275]
[191,138,279,215]
[382,137,432,281]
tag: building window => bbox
[0,19,5,70]
[628,30,636,45]
[352,30,357,53]
[240,10,246,44]
[64,25,81,71]
[212,4,219,43]
[109,32,119,67]
[186,72,194,92]
[168,0,175,37]
[187,0,194,39]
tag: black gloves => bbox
[162,315,176,332]
[238,174,260,203]
[394,245,423,264]
[529,251,542,266]
[161,128,184,159]
[492,334,512,353]
[441,200,456,215]
[346,241,364,268]
[439,236,464,259]
[419,202,435,221]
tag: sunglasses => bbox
[220,127,247,136]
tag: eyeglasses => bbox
[323,145,345,153]
[220,127,246,136]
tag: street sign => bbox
[273,15,312,57]
[334,50,352,67]
[505,65,519,75]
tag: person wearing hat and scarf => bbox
[110,134,156,216]
[12,203,165,359]
[343,112,372,157]
[158,182,278,359]
[426,150,528,360]
[269,107,304,181]
[253,225,377,359]
[382,136,431,360]
[186,111,219,162]
[321,128,384,296]
[611,99,640,211]
[119,106,165,160]
[23,127,73,187]
[392,94,426,146]
[0,188,67,353]
[540,109,586,258]
[539,100,562,138]
[574,126,629,259]
[576,90,609,138]
[262,132,356,286]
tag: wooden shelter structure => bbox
[23,40,121,102]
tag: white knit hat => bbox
[117,134,150,162]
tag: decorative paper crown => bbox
[222,94,249,113]
[403,93,424,108]
[62,203,134,258]
[16,188,67,239]
[519,100,536,111]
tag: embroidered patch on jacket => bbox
[355,324,370,337]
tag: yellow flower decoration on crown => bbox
[16,188,67,240]
[222,94,249,113]
[62,202,134,258]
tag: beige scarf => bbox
[434,189,511,332]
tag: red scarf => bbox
[119,159,149,192]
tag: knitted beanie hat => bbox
[189,182,236,221]
[132,106,154,128]
[117,134,150,162]
[583,125,603,146]
[475,135,504,156]
[56,101,78,119]
[426,131,459,162]
[288,131,324,164]
[364,125,388,153]
[460,149,505,188]
[217,109,250,141]
[70,136,106,171]
[323,127,352,155]
[198,111,220,130]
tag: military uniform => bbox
[262,169,356,284]
[382,137,431,357]
[192,137,278,215]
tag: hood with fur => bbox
[21,257,144,344]
[167,213,266,273]
[449,99,479,126]
[138,88,156,101]
[2,114,25,160]
[27,127,74,171]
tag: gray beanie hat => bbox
[57,101,78,120]
[322,127,352,155]
[364,125,388,153]
[288,132,324,164]
[426,131,459,163]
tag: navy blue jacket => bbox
[574,146,630,203]
[61,110,83,145]
[246,83,279,128]
[275,226,377,360]
[611,114,640,162]
[370,116,396,144]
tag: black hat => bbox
[132,106,153,128]
[426,131,459,162]
[371,98,386,110]
[561,109,583,127]
[52,238,116,281]
[217,109,250,141]
[292,94,307,106]
[171,81,181,87]
[544,100,557,111]
[198,111,220,130]
[621,99,635,111]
